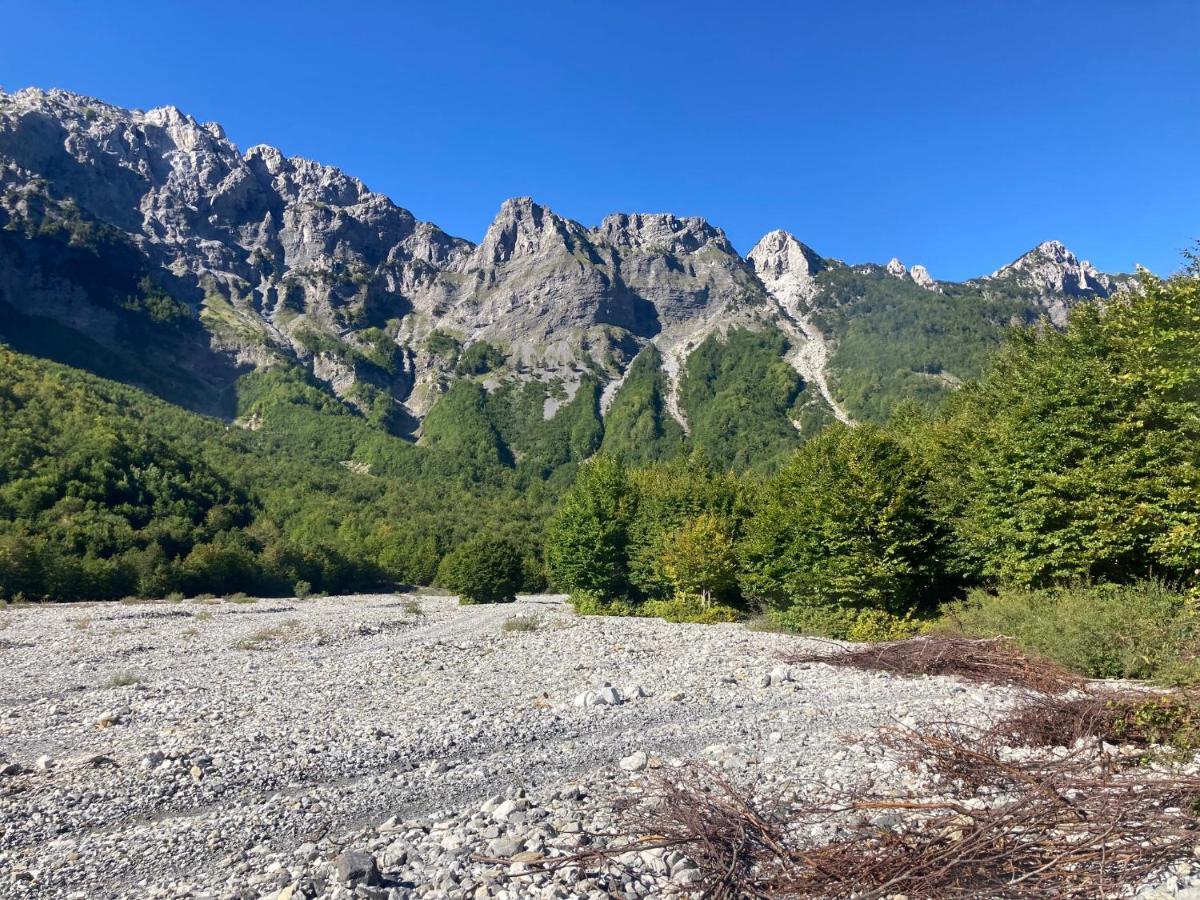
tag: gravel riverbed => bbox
[0,593,1185,899]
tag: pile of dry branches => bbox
[608,726,1200,899]
[788,635,1083,693]
[989,687,1200,755]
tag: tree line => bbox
[542,273,1200,634]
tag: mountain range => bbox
[0,87,1137,470]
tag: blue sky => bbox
[3,1,1197,279]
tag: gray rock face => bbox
[0,87,1137,429]
[745,229,827,313]
[984,240,1135,325]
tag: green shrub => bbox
[740,423,952,617]
[293,580,312,599]
[941,581,1200,682]
[768,606,923,642]
[568,592,639,617]
[457,340,505,375]
[545,456,636,600]
[641,595,740,624]
[437,536,523,604]
[501,614,540,633]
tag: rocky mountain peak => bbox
[747,230,827,309]
[594,212,733,255]
[910,264,938,291]
[474,197,591,265]
[747,230,825,279]
[988,240,1115,297]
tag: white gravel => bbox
[0,593,1042,898]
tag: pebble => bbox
[619,751,648,772]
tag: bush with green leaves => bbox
[436,536,523,604]
[739,423,952,617]
[766,606,923,642]
[942,580,1200,683]
[457,340,505,375]
[926,273,1200,589]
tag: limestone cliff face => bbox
[0,87,1136,429]
[981,240,1135,325]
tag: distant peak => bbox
[477,197,587,263]
[910,264,938,291]
[748,230,826,307]
[596,211,731,254]
[987,240,1116,298]
[994,240,1079,275]
[747,230,824,270]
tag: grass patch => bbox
[72,616,93,631]
[401,598,425,618]
[501,614,541,633]
[941,580,1198,683]
[225,592,257,604]
[235,619,303,651]
[569,593,641,617]
[641,596,741,624]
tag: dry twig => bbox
[788,635,1083,693]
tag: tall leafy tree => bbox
[927,274,1200,588]
[739,423,950,614]
[544,455,636,600]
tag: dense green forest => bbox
[0,355,554,600]
[814,266,1059,422]
[2,272,1196,623]
[546,273,1200,641]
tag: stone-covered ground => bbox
[1,594,1188,899]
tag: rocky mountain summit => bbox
[0,87,1137,439]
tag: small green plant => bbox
[401,597,424,618]
[642,596,740,624]
[502,615,541,633]
[942,581,1199,682]
[767,606,923,642]
[105,671,141,688]
[165,592,185,603]
[294,580,313,600]
[72,616,93,631]
[182,626,201,638]
[1112,694,1200,755]
[569,593,639,617]
[193,610,214,622]
[226,592,256,604]
[236,619,303,651]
